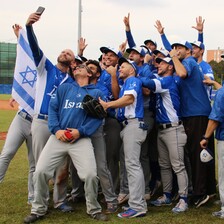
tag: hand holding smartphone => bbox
[36,6,45,15]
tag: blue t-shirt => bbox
[175,56,211,117]
[209,87,224,140]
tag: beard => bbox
[57,56,71,67]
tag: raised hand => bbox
[154,20,164,35]
[192,16,204,33]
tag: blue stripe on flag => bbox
[19,34,34,61]
[13,79,35,109]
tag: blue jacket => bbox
[48,81,104,137]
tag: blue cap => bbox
[100,47,119,57]
[171,40,192,50]
[118,57,138,74]
[191,41,205,50]
[126,46,148,57]
[156,57,173,65]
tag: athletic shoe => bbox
[24,214,43,223]
[194,195,209,208]
[172,199,188,213]
[212,210,224,218]
[56,203,74,212]
[91,212,109,221]
[117,193,129,204]
[105,203,119,214]
[118,208,146,218]
[150,195,172,206]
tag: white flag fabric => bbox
[12,28,36,116]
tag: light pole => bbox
[77,0,82,54]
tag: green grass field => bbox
[0,107,223,224]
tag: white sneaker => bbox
[212,210,224,218]
[172,199,188,213]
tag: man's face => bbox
[192,45,203,59]
[146,42,156,51]
[57,49,75,66]
[153,52,166,68]
[72,65,92,79]
[157,61,171,77]
[86,63,100,80]
[128,50,143,65]
[104,52,118,67]
[175,45,188,60]
[118,62,134,80]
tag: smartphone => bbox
[36,6,45,15]
[64,130,73,140]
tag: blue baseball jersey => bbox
[141,76,180,124]
[48,81,104,136]
[209,87,224,140]
[199,60,214,100]
[175,56,211,117]
[26,26,73,115]
[117,76,144,122]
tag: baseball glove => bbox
[82,94,107,119]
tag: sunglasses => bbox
[73,65,93,75]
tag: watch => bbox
[202,135,209,141]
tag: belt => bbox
[18,111,32,122]
[158,121,182,130]
[37,114,48,120]
[120,118,146,129]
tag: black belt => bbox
[18,111,32,122]
[120,118,146,129]
[37,114,48,120]
[158,121,182,130]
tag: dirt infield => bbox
[0,100,18,140]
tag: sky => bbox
[1,0,224,64]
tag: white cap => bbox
[200,148,214,163]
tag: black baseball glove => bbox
[82,94,107,119]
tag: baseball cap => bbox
[100,47,119,57]
[191,41,205,50]
[200,148,214,163]
[153,49,170,57]
[144,39,157,47]
[171,40,192,50]
[155,57,174,65]
[126,46,148,57]
[75,55,84,64]
[118,57,138,74]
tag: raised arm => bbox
[154,20,172,51]
[25,13,43,66]
[192,16,204,43]
[78,37,88,56]
[123,13,136,48]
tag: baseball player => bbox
[200,79,224,219]
[0,99,35,204]
[24,64,108,223]
[25,12,75,211]
[100,57,147,218]
[141,57,188,213]
[170,41,216,207]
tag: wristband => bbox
[202,135,209,141]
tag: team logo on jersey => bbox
[129,81,137,89]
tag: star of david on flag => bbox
[12,28,36,116]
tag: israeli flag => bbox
[12,28,37,116]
